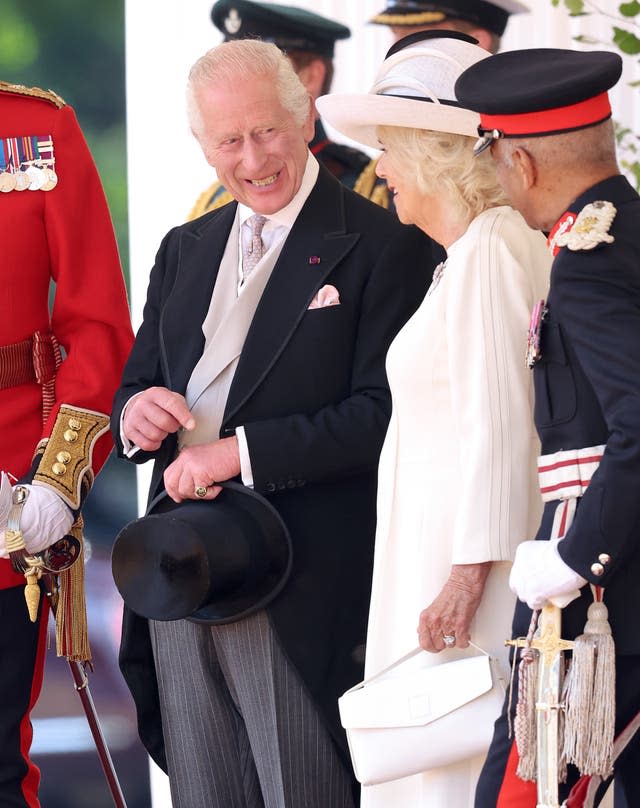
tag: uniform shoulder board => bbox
[0,80,65,108]
[554,200,616,252]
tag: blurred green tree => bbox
[0,0,128,281]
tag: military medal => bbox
[26,164,46,190]
[40,167,58,191]
[14,170,30,191]
[526,298,547,368]
[0,171,16,192]
[0,134,56,192]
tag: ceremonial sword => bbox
[508,603,573,808]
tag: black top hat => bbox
[454,48,623,152]
[112,481,292,624]
[370,1,529,37]
[211,0,350,57]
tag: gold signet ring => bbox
[195,486,208,498]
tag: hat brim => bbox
[316,93,480,150]
[112,481,292,625]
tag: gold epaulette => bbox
[33,404,110,509]
[188,180,235,220]
[0,79,65,108]
[354,157,391,210]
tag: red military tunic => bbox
[0,81,133,807]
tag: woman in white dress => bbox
[317,31,552,807]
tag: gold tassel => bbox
[24,569,41,622]
[55,516,91,663]
[563,591,615,777]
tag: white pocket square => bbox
[308,284,340,309]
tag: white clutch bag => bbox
[338,641,506,785]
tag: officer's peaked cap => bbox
[370,1,529,38]
[211,0,350,58]
[454,48,623,151]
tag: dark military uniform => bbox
[456,47,640,808]
[477,175,640,807]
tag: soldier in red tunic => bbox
[0,80,133,807]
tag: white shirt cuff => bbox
[235,426,254,489]
[120,392,145,458]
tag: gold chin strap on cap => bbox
[370,11,446,24]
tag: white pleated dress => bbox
[361,206,552,808]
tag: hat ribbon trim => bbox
[378,91,462,107]
[478,92,611,137]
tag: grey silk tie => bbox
[242,214,267,283]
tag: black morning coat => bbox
[111,164,438,772]
[512,174,640,656]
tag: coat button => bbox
[64,429,78,442]
[68,417,82,430]
[591,562,605,577]
[276,481,286,491]
[598,553,611,565]
[52,462,67,476]
[266,482,276,493]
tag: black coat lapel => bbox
[225,168,359,421]
[160,203,237,393]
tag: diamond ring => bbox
[442,633,456,647]
[195,485,208,498]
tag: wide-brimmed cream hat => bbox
[316,30,490,150]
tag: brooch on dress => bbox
[526,299,547,368]
[553,200,616,252]
[427,260,446,296]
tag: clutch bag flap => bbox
[339,653,495,729]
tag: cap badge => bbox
[224,9,242,34]
[554,200,616,252]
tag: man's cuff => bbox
[235,426,254,489]
[120,392,144,458]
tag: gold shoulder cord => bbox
[0,79,65,108]
[188,181,235,220]
[354,158,391,210]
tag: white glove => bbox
[0,480,74,558]
[509,538,587,610]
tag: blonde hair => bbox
[378,124,508,225]
[187,39,311,138]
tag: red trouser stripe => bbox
[496,740,538,807]
[19,597,49,807]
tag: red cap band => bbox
[479,92,611,137]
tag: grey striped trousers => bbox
[149,610,355,808]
